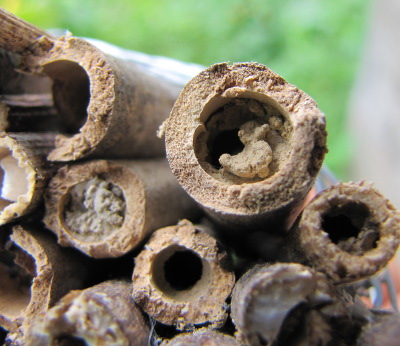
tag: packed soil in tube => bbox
[281,181,400,284]
[165,62,327,231]
[162,328,240,346]
[44,159,200,258]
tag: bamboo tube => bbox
[162,328,240,346]
[0,133,55,226]
[132,220,235,330]
[43,159,200,258]
[0,9,53,54]
[165,62,327,231]
[0,225,88,340]
[26,280,150,346]
[0,10,182,161]
[282,181,400,284]
[356,312,400,346]
[231,263,355,346]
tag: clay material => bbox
[44,159,200,258]
[132,220,235,330]
[26,280,150,346]
[162,328,240,346]
[165,62,327,231]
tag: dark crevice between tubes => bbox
[321,202,379,255]
[1,52,90,134]
[55,335,86,346]
[0,245,35,318]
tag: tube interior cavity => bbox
[55,335,86,346]
[0,247,34,318]
[43,60,90,134]
[62,177,126,243]
[321,201,379,255]
[194,96,292,184]
[0,147,29,210]
[151,245,210,301]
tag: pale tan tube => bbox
[1,9,182,161]
[165,62,327,231]
[0,133,55,225]
[0,225,88,341]
[26,280,150,346]
[162,328,240,346]
[44,159,200,258]
[132,220,235,330]
[231,263,354,346]
[282,181,400,284]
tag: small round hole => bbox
[163,250,203,291]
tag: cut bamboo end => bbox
[0,225,87,338]
[26,280,150,346]
[0,9,53,54]
[231,263,353,346]
[13,33,181,161]
[0,134,55,225]
[44,160,200,258]
[162,328,240,345]
[291,181,400,284]
[165,62,327,230]
[132,220,235,330]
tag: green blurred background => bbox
[1,0,372,178]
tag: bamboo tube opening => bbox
[321,201,379,255]
[0,146,29,210]
[43,60,90,134]
[61,177,126,243]
[0,248,34,319]
[194,94,292,184]
[151,244,211,300]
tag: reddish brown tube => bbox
[165,62,327,231]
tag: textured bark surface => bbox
[44,159,200,258]
[0,9,53,54]
[0,225,87,340]
[132,220,235,330]
[231,263,355,346]
[283,181,400,284]
[0,133,55,225]
[162,328,240,346]
[26,280,150,346]
[165,62,327,231]
[22,35,181,161]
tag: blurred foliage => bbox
[1,0,372,178]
